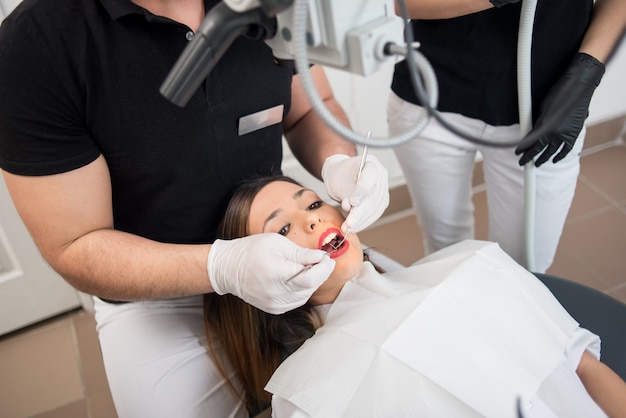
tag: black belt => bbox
[98,297,129,304]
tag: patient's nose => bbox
[305,213,322,232]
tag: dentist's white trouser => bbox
[93,295,248,418]
[387,92,583,273]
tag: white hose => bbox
[517,0,538,271]
[291,0,438,147]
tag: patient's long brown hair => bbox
[204,176,323,415]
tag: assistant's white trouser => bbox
[387,92,584,273]
[93,295,248,418]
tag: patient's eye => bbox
[307,200,323,211]
[278,225,290,236]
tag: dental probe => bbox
[335,144,368,245]
[285,252,331,283]
[335,137,370,249]
[356,144,368,182]
[285,264,314,283]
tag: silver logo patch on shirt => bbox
[238,104,284,136]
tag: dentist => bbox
[0,0,388,416]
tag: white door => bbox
[0,177,81,336]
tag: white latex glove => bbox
[322,153,389,234]
[208,234,335,314]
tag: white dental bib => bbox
[265,240,605,417]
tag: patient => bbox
[204,175,626,418]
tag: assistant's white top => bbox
[265,240,605,417]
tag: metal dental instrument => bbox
[334,137,370,249]
[356,144,369,182]
[285,251,333,283]
[285,264,314,283]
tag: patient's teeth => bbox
[322,232,337,246]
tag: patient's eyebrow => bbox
[293,188,309,200]
[262,188,312,231]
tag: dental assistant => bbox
[0,0,389,416]
[389,0,626,273]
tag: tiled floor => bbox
[0,120,624,418]
[0,309,116,418]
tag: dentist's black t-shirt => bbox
[0,0,293,244]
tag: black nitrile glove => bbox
[515,53,605,167]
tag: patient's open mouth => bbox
[319,229,348,256]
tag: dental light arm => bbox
[160,1,280,106]
[161,0,409,106]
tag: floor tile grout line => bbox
[69,312,92,418]
[604,281,626,294]
[0,314,72,345]
[579,172,622,206]
[472,183,487,195]
[580,136,624,158]
[565,203,623,226]
[556,245,614,290]
[367,207,417,229]
[577,172,626,212]
[578,142,625,208]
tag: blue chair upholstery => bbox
[535,273,626,381]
